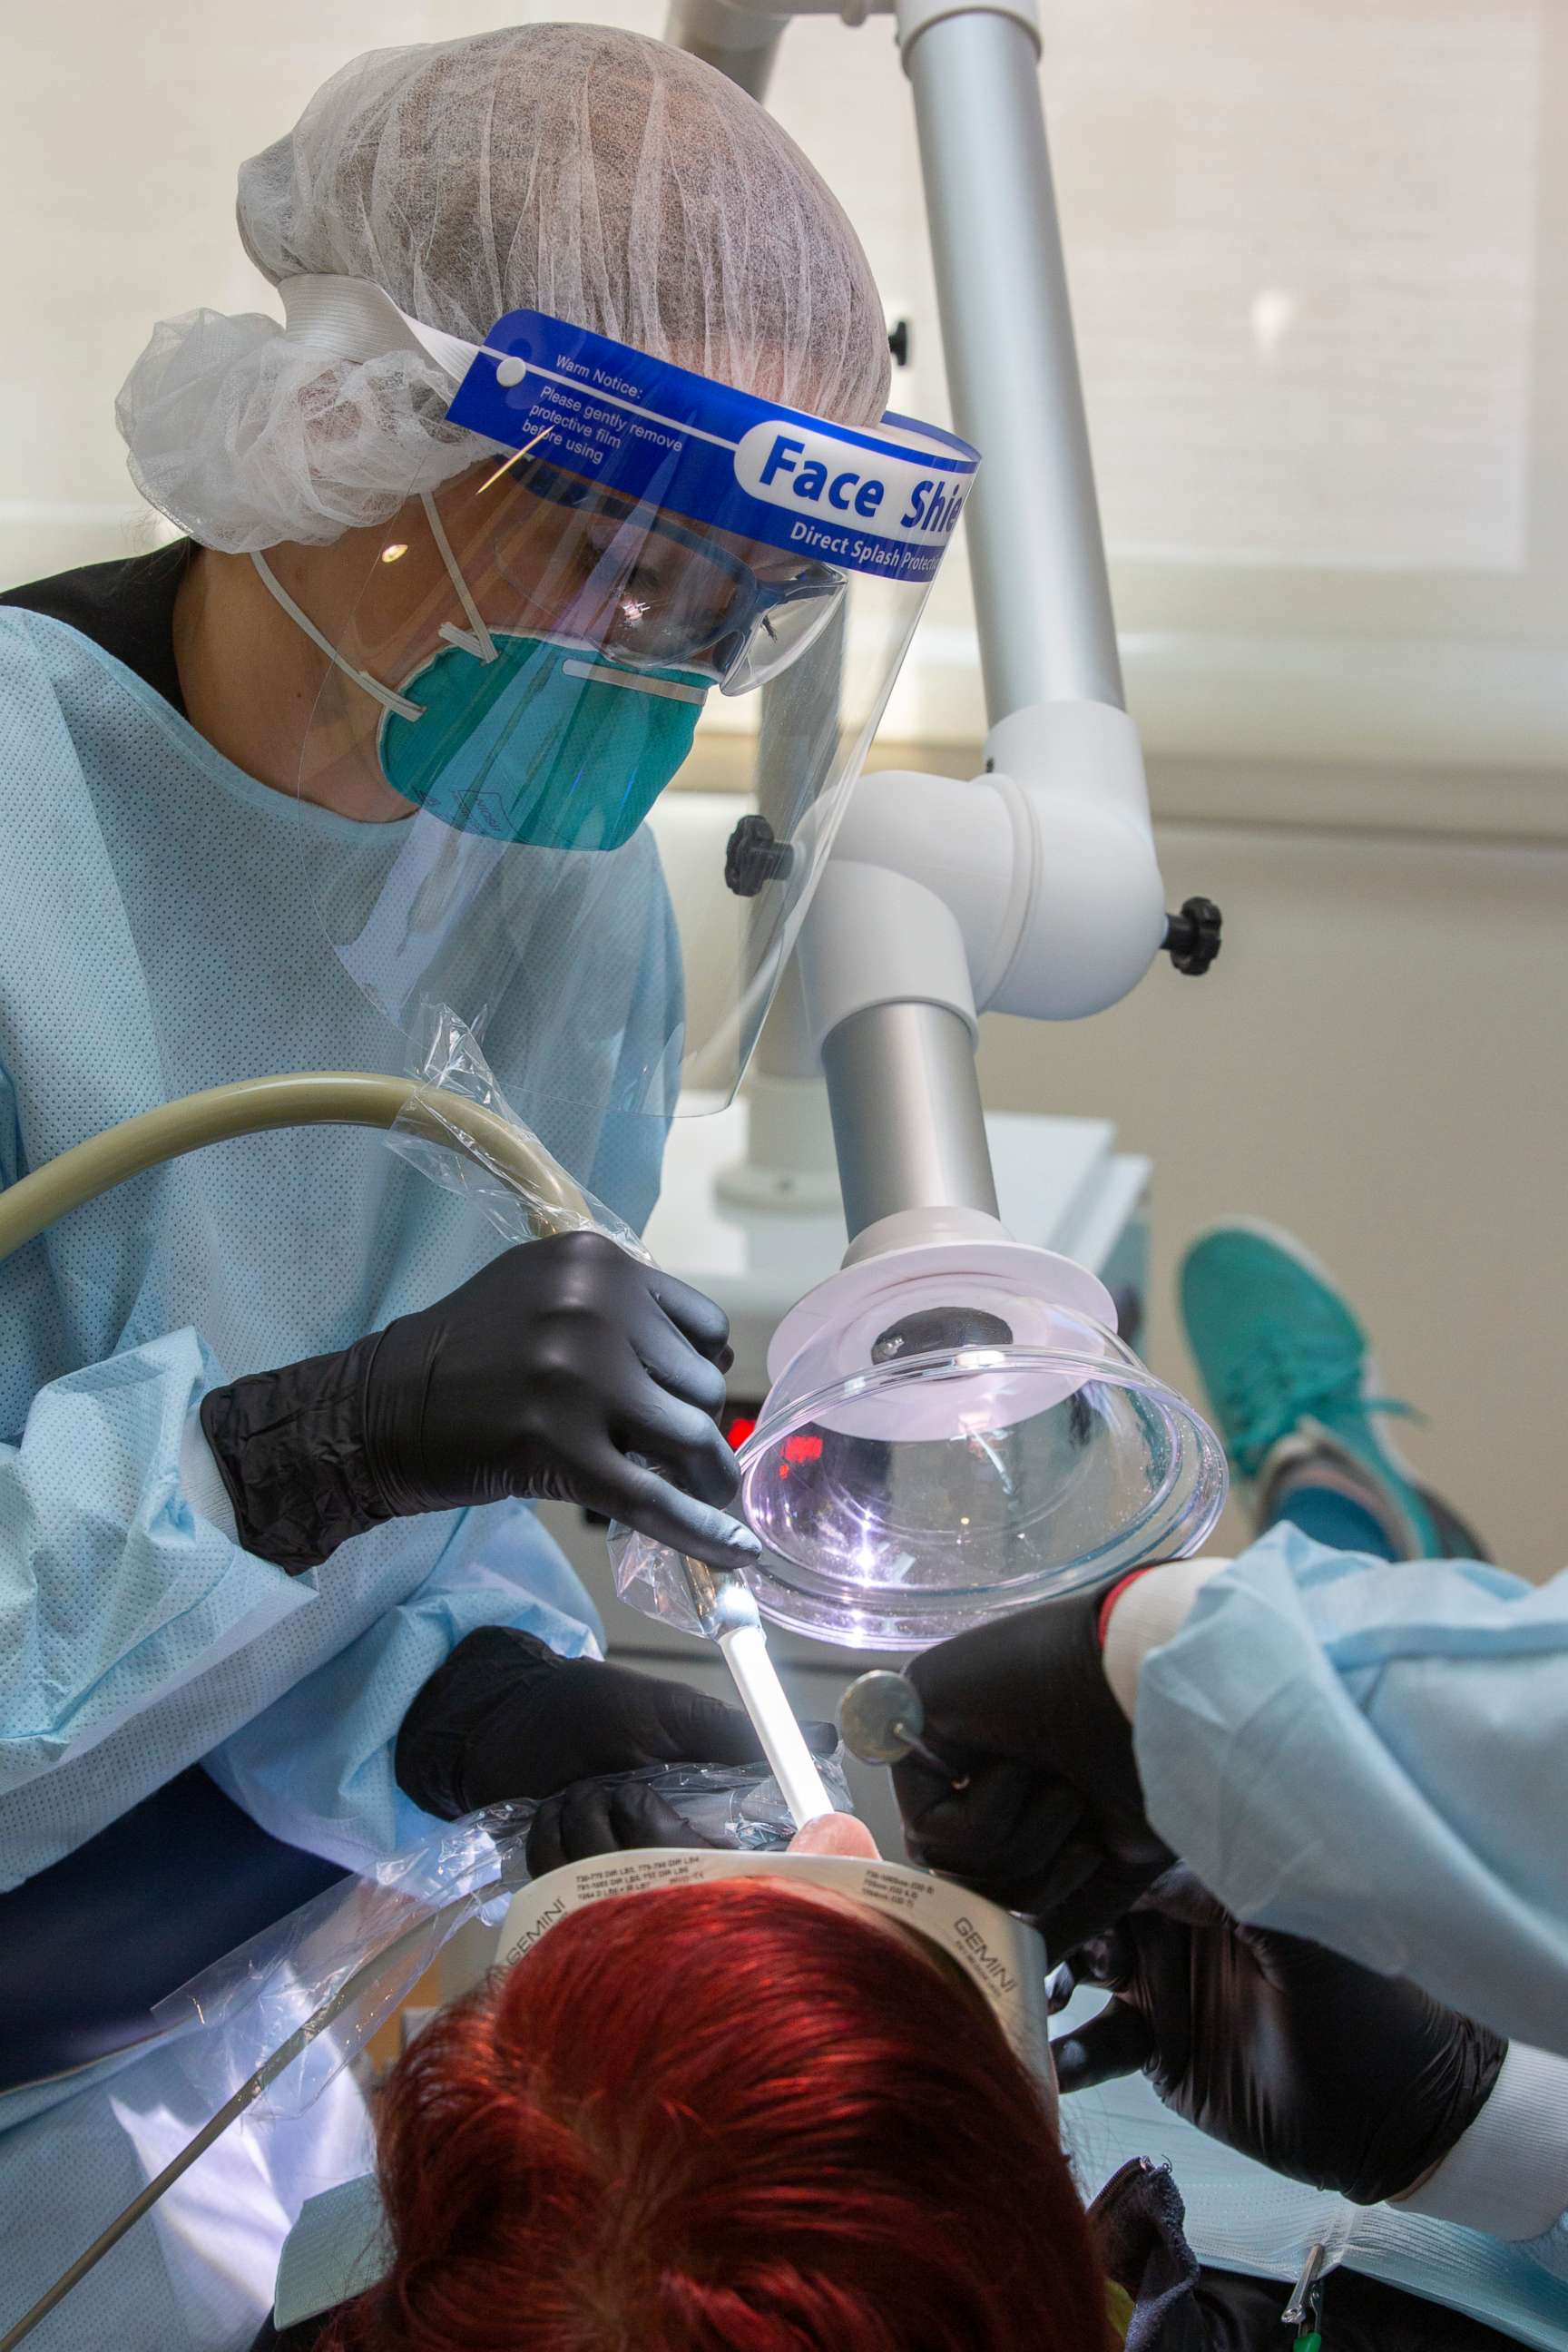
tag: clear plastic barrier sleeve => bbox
[152,1759,850,2122]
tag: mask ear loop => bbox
[419,493,498,664]
[250,553,424,721]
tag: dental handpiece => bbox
[838,1671,970,1788]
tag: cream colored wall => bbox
[976,789,1568,1577]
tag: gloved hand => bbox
[1049,1867,1507,2204]
[524,1772,733,1876]
[893,1574,1170,1957]
[396,1625,838,1827]
[201,1232,756,1573]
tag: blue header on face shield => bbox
[445,309,980,586]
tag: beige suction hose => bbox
[0,1073,592,1262]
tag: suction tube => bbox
[663,1559,835,1830]
[0,1071,833,1810]
[0,1073,592,1263]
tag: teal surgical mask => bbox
[378,630,707,850]
[253,500,709,852]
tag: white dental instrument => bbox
[673,1555,834,1830]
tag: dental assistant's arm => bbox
[0,1216,748,1871]
[897,1528,1568,2053]
[0,1325,314,1860]
[207,1551,835,1877]
[1050,1867,1568,2276]
[1102,1531,1568,2054]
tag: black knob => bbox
[1164,896,1222,976]
[888,318,912,368]
[724,814,796,898]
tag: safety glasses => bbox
[489,456,847,695]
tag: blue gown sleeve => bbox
[0,1056,311,1857]
[201,1502,603,1873]
[200,884,677,1877]
[0,1332,316,1814]
[1133,1524,1568,2054]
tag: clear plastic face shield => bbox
[277,294,977,1144]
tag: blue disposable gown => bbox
[0,605,677,2347]
[1133,1527,1568,2057]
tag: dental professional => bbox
[0,24,898,2348]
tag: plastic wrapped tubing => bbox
[390,1007,756,1642]
[391,1007,777,1642]
[152,1800,536,2123]
[386,1002,652,1259]
[154,1759,852,2124]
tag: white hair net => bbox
[116,24,892,554]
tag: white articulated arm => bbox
[794,0,1222,1250]
[799,700,1169,1062]
[667,0,1220,1255]
[979,702,1169,1019]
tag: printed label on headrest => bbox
[446,309,978,586]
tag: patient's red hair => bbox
[321,1879,1110,2351]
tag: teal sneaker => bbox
[1178,1220,1483,1561]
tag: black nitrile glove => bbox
[201,1232,755,1573]
[524,1772,729,1877]
[1049,1867,1507,2205]
[893,1574,1171,1959]
[396,1625,838,1824]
